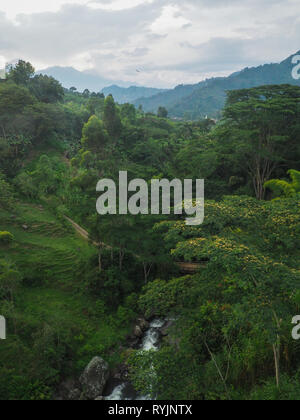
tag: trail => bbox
[64,216,111,249]
[65,216,202,273]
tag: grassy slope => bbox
[0,202,131,400]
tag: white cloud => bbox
[0,0,299,87]
[0,0,88,21]
[88,0,155,11]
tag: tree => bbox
[121,103,136,124]
[0,260,22,302]
[87,97,104,116]
[216,85,300,200]
[81,115,108,155]
[29,75,64,103]
[103,95,122,139]
[157,106,168,118]
[7,60,35,86]
[0,171,14,209]
[265,169,300,198]
[0,82,35,117]
[83,89,91,98]
[0,232,14,245]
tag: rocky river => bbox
[103,319,166,401]
[56,318,171,400]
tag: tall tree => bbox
[7,60,35,86]
[29,75,64,103]
[81,115,108,156]
[216,85,300,199]
[103,95,122,139]
[157,106,168,118]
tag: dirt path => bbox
[64,216,202,273]
[64,216,111,249]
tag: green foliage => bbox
[0,172,14,210]
[265,169,300,198]
[0,202,134,400]
[0,231,14,245]
[103,95,122,139]
[249,373,300,400]
[7,60,35,86]
[81,115,108,154]
[29,74,64,103]
[1,60,300,400]
[130,195,300,400]
[157,106,168,118]
[215,85,300,199]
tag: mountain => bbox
[101,85,167,104]
[134,51,300,119]
[37,66,132,92]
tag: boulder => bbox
[80,357,110,400]
[95,396,105,401]
[133,325,143,338]
[137,318,150,332]
[68,388,82,401]
[160,320,174,337]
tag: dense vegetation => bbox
[0,60,299,400]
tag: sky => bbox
[0,0,300,88]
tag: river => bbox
[104,319,166,401]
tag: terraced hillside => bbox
[0,203,95,287]
[0,202,133,400]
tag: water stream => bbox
[104,319,166,401]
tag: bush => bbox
[0,231,14,245]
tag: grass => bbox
[0,203,94,287]
[0,201,133,399]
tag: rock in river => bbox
[80,357,110,400]
[133,325,143,338]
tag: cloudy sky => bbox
[0,0,299,87]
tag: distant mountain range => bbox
[134,51,300,119]
[101,85,167,104]
[37,66,133,92]
[37,66,167,103]
[39,51,300,119]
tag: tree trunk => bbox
[273,341,280,388]
[98,245,102,273]
[119,248,125,271]
[143,262,153,284]
[272,310,281,388]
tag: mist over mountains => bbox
[134,51,300,119]
[39,51,300,120]
[101,85,167,104]
[37,66,133,92]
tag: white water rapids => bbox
[105,319,166,401]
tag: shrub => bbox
[0,231,14,245]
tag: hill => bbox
[0,200,132,400]
[101,85,167,104]
[134,51,300,119]
[37,66,132,92]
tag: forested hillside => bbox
[135,51,300,119]
[0,60,300,400]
